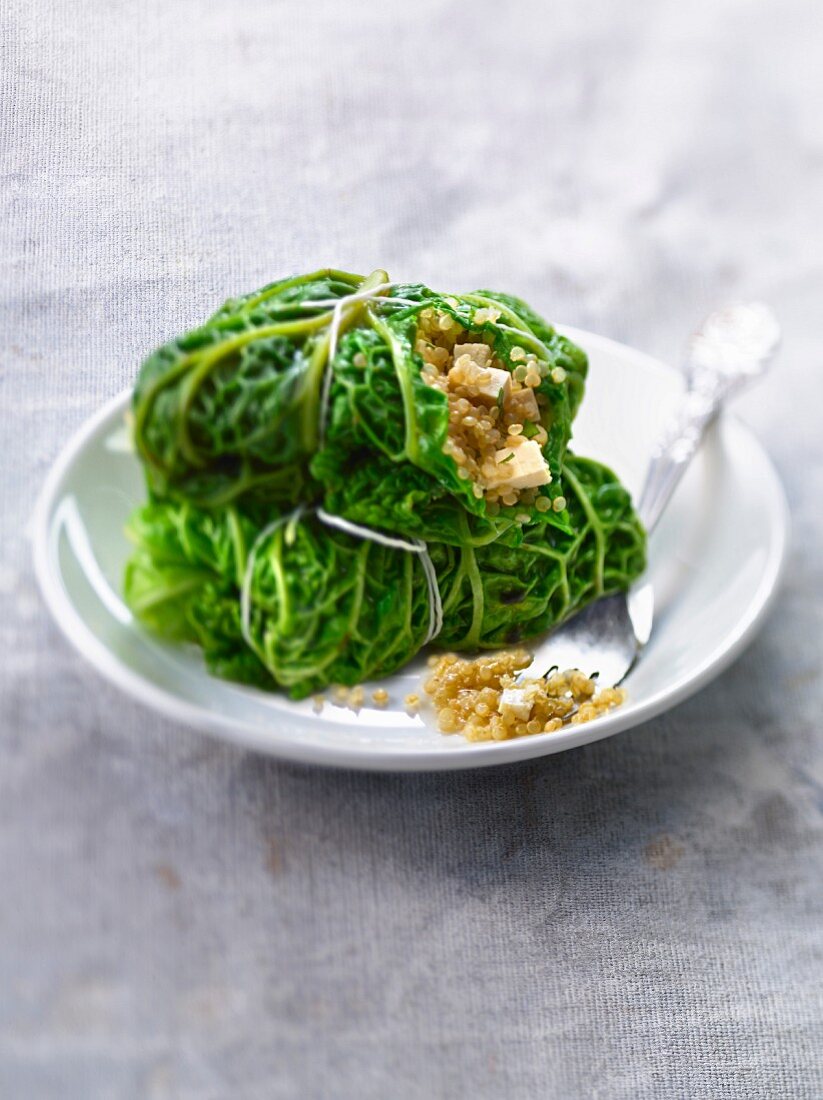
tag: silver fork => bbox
[516,302,782,690]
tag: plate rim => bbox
[32,328,791,771]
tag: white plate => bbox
[33,328,789,771]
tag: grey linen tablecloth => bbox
[2,0,823,1096]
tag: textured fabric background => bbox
[2,0,823,1096]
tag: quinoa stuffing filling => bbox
[415,306,563,516]
[423,649,626,742]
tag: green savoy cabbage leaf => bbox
[125,267,644,700]
[124,456,645,699]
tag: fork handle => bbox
[637,371,726,532]
[637,302,780,533]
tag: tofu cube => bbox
[490,439,551,489]
[507,386,540,424]
[449,355,511,403]
[499,688,533,722]
[453,342,492,368]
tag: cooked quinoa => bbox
[423,650,626,742]
[415,307,554,513]
[326,684,368,710]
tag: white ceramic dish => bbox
[33,327,789,771]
